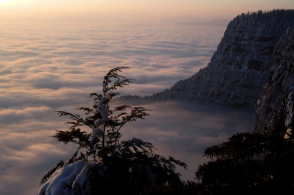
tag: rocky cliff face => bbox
[149,10,294,107]
[254,27,294,133]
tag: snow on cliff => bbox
[147,10,294,107]
[255,27,294,133]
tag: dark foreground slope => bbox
[255,27,294,133]
[195,29,294,193]
[149,10,294,107]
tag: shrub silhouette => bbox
[40,67,187,195]
[196,101,294,194]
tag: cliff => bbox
[255,27,294,133]
[149,10,294,107]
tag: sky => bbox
[0,1,294,194]
[0,0,294,23]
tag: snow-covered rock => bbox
[39,161,102,195]
[254,27,294,133]
[147,10,294,107]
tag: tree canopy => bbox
[195,105,294,194]
[40,67,187,195]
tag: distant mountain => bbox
[177,18,230,26]
[147,10,294,107]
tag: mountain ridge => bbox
[144,10,294,108]
[255,27,294,132]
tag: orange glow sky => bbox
[1,0,294,23]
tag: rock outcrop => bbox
[149,10,294,107]
[254,27,294,133]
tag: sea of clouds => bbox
[0,20,253,194]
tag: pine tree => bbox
[40,67,187,195]
[195,101,294,194]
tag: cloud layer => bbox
[0,21,236,194]
[120,101,253,180]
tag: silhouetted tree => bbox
[40,67,187,195]
[196,101,294,194]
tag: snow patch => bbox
[39,161,91,195]
[91,97,108,144]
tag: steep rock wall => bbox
[255,27,294,133]
[150,10,294,107]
